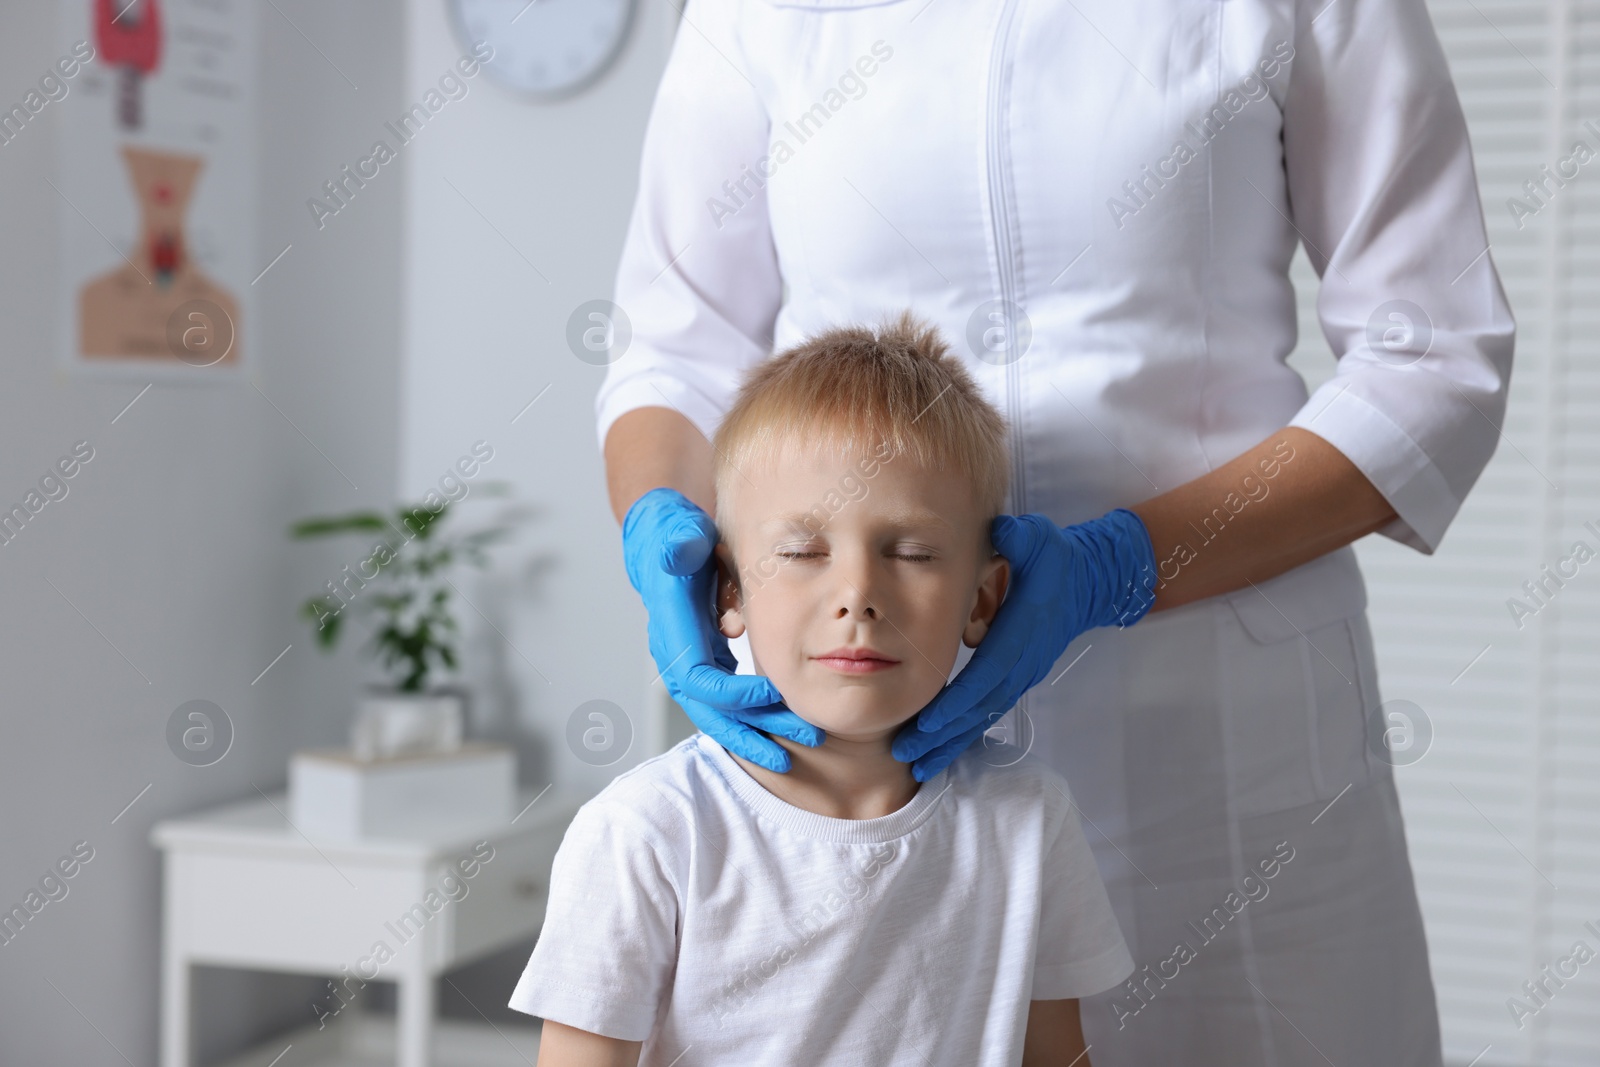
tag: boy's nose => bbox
[832,570,881,620]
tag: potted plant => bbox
[291,491,512,761]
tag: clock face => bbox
[448,0,636,99]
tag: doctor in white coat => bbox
[596,0,1514,1063]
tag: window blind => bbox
[1286,1,1600,1062]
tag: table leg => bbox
[397,963,435,1067]
[159,947,189,1067]
[159,847,190,1067]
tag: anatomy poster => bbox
[58,0,256,379]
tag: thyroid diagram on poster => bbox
[57,0,257,380]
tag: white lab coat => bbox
[595,0,1514,1063]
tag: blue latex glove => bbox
[622,487,825,772]
[892,508,1158,781]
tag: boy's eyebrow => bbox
[759,508,953,535]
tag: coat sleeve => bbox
[1280,0,1515,553]
[593,0,784,455]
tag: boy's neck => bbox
[728,729,921,821]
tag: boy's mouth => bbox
[813,646,901,674]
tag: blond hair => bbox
[712,309,1010,560]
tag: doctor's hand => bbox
[622,487,824,773]
[892,509,1158,782]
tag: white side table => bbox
[150,786,582,1067]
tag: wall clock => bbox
[448,0,637,100]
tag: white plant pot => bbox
[351,689,463,762]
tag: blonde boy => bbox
[510,311,1133,1066]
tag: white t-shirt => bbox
[508,734,1133,1066]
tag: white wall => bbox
[390,2,683,1022]
[2,0,684,1059]
[0,3,406,1062]
[394,0,681,795]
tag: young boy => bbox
[509,311,1133,1066]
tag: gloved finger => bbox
[646,567,760,707]
[684,699,795,773]
[894,687,1003,763]
[708,631,740,675]
[677,661,785,711]
[659,508,718,576]
[909,719,992,783]
[732,704,825,749]
[891,715,947,764]
[907,515,1057,738]
[913,614,1025,734]
[988,512,1049,570]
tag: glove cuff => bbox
[1087,508,1159,630]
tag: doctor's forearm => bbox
[1129,427,1397,613]
[603,405,718,526]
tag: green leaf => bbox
[396,503,448,542]
[298,598,346,649]
[290,513,390,538]
[292,489,525,689]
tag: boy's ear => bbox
[962,551,1010,648]
[714,542,746,639]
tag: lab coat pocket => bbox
[1304,613,1379,804]
[1222,545,1367,645]
[1215,597,1375,820]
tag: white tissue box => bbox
[288,742,516,840]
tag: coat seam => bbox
[1194,0,1224,473]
